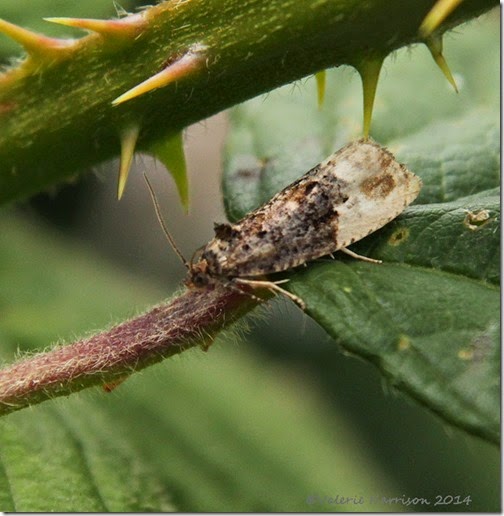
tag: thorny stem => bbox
[0,284,259,417]
[0,0,497,203]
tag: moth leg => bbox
[102,375,130,392]
[222,279,266,305]
[340,247,382,264]
[234,278,306,310]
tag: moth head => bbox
[186,259,211,288]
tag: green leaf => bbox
[353,190,500,285]
[392,110,500,204]
[222,16,500,443]
[289,262,499,444]
[0,405,174,511]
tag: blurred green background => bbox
[0,1,499,512]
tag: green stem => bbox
[0,0,497,204]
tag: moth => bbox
[147,139,422,309]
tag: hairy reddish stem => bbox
[0,285,258,416]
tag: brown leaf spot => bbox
[457,349,474,361]
[463,209,491,231]
[388,227,410,246]
[457,328,494,362]
[397,334,411,351]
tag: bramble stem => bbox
[0,0,497,204]
[0,285,258,416]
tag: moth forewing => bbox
[199,168,345,277]
[188,139,422,295]
[331,141,422,248]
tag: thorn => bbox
[0,18,74,58]
[148,131,189,212]
[117,125,140,200]
[315,70,326,109]
[113,2,131,18]
[425,34,458,93]
[355,56,384,138]
[419,0,463,38]
[43,14,144,39]
[112,44,207,106]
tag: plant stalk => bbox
[0,285,258,416]
[0,0,497,203]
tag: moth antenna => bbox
[143,172,189,268]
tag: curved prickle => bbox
[0,18,75,59]
[425,34,459,93]
[420,0,464,37]
[43,15,146,40]
[117,124,140,199]
[112,44,208,106]
[355,56,385,138]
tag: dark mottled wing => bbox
[201,140,421,278]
